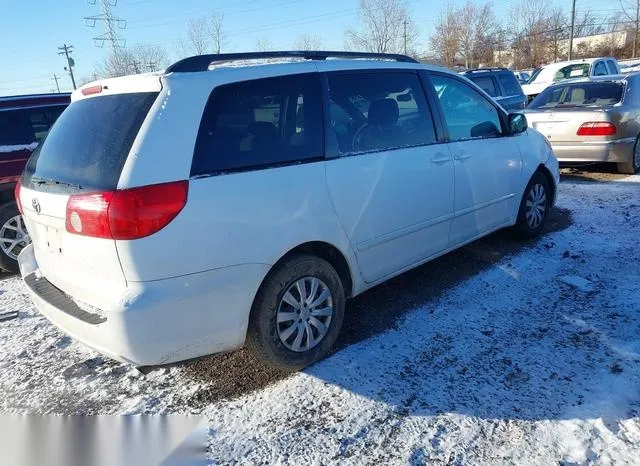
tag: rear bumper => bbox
[18,244,269,366]
[551,137,635,163]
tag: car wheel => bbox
[617,137,640,174]
[514,171,551,239]
[246,254,345,370]
[0,202,29,273]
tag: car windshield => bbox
[528,68,542,83]
[528,82,624,108]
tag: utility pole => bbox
[635,0,639,58]
[568,0,576,60]
[403,19,407,55]
[52,74,61,93]
[57,44,77,90]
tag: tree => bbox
[185,18,209,55]
[208,11,226,54]
[345,0,418,55]
[255,36,274,52]
[546,8,568,61]
[429,3,461,67]
[293,33,323,50]
[620,0,640,57]
[95,44,170,78]
[457,1,496,68]
[509,0,553,68]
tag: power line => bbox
[57,44,77,90]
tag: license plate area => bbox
[42,225,62,254]
[534,121,565,135]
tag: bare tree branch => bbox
[345,0,419,55]
[293,33,323,50]
[208,11,227,54]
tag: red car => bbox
[0,93,70,272]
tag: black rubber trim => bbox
[24,273,107,325]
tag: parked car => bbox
[513,71,531,84]
[0,93,70,272]
[16,51,559,369]
[525,74,640,174]
[462,68,527,112]
[522,57,620,101]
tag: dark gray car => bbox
[524,74,640,174]
[463,68,527,112]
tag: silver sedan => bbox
[524,74,640,174]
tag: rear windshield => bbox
[22,92,158,192]
[528,82,623,109]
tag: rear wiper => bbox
[31,177,83,190]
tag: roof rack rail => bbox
[464,67,509,73]
[166,50,418,73]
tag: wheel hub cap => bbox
[277,277,334,352]
[525,184,546,229]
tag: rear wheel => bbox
[617,137,640,174]
[514,172,551,238]
[0,202,29,273]
[246,254,345,370]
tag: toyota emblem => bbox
[32,198,41,214]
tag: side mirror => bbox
[508,113,527,135]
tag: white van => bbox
[17,51,559,369]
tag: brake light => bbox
[81,85,103,96]
[14,180,23,214]
[577,122,617,136]
[65,181,188,240]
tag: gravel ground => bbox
[0,171,639,464]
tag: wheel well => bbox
[274,242,354,298]
[537,164,556,205]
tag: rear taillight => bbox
[14,180,23,214]
[65,181,188,240]
[577,122,617,136]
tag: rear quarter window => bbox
[468,76,498,97]
[497,73,523,97]
[191,73,324,176]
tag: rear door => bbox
[19,91,159,308]
[324,70,454,283]
[426,72,523,246]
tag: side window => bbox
[327,72,436,154]
[430,74,503,142]
[468,76,498,97]
[606,60,618,74]
[192,73,323,176]
[498,73,522,97]
[0,110,35,147]
[594,61,608,76]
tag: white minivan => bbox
[16,51,559,369]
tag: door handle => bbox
[430,154,451,165]
[453,152,472,161]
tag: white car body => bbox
[522,57,620,99]
[17,55,560,366]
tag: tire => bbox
[514,171,551,239]
[617,137,640,174]
[0,202,28,273]
[246,254,345,370]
